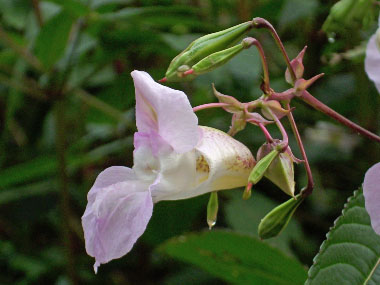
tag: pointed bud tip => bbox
[158,77,167,83]
[183,69,194,76]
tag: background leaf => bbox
[306,189,380,284]
[158,230,308,285]
[34,11,74,69]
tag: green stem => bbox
[74,89,127,123]
[54,99,78,285]
[0,26,44,72]
[31,0,43,27]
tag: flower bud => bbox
[212,84,244,113]
[207,191,219,229]
[285,46,306,85]
[248,149,279,185]
[163,21,253,82]
[258,194,304,239]
[261,100,290,120]
[229,112,247,136]
[257,142,296,197]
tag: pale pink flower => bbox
[363,162,380,236]
[365,15,380,93]
[82,71,255,273]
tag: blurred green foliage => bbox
[0,0,379,284]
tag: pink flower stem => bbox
[245,37,270,93]
[193,102,230,112]
[300,90,380,143]
[258,123,274,143]
[252,17,296,83]
[262,106,288,151]
[284,102,314,197]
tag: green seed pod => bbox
[248,149,279,185]
[207,191,219,229]
[164,21,253,82]
[257,142,296,197]
[192,41,247,75]
[258,194,304,239]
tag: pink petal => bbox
[363,162,380,235]
[131,70,199,153]
[365,35,380,93]
[88,166,135,203]
[82,172,152,272]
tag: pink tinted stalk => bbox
[258,123,274,143]
[252,17,296,83]
[263,106,288,151]
[245,37,270,93]
[193,102,230,112]
[285,102,314,197]
[300,90,380,143]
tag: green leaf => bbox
[43,0,90,17]
[225,191,304,255]
[158,230,307,285]
[307,189,380,284]
[34,11,74,69]
[0,137,132,190]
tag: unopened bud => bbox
[294,73,324,92]
[248,149,279,185]
[229,112,247,136]
[261,100,290,120]
[164,21,253,82]
[258,194,304,239]
[242,183,253,200]
[212,84,244,113]
[207,191,219,229]
[285,46,307,84]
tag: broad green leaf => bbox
[225,191,303,255]
[158,230,307,285]
[307,189,380,284]
[0,181,54,205]
[0,137,132,190]
[34,11,74,69]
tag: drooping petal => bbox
[82,174,152,273]
[131,70,199,153]
[153,126,255,201]
[363,162,380,235]
[88,166,135,203]
[365,33,380,93]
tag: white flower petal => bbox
[153,126,255,201]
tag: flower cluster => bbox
[82,71,255,272]
[82,15,380,273]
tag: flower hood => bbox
[365,15,380,93]
[82,71,255,273]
